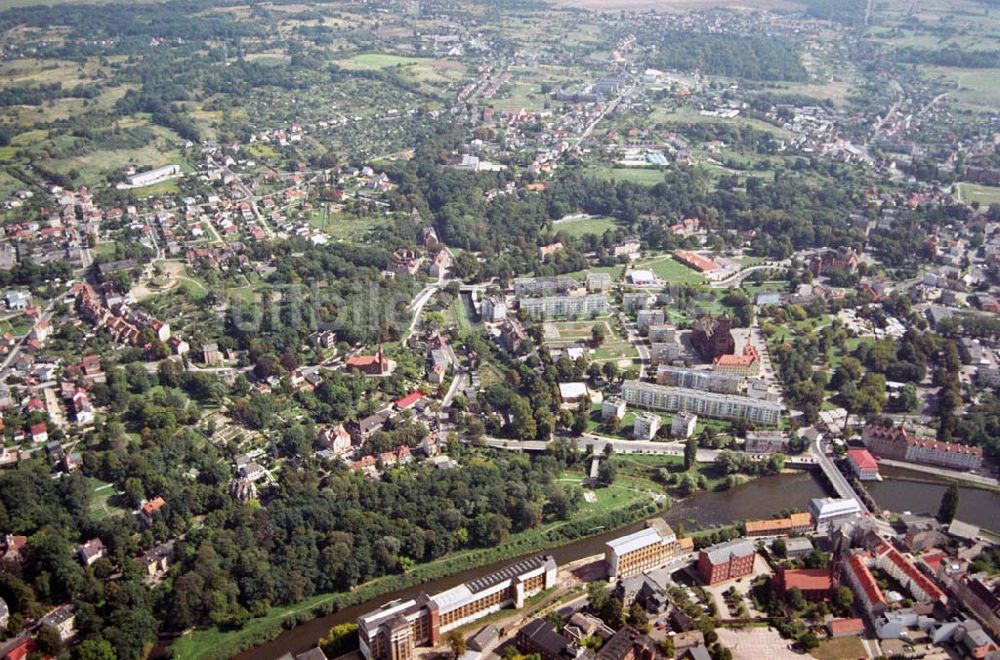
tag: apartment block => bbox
[622,380,782,426]
[655,365,743,394]
[520,293,610,320]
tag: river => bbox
[235,470,829,660]
[866,466,1000,532]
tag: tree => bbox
[601,361,619,382]
[832,586,854,614]
[787,587,806,611]
[588,581,610,613]
[684,436,698,471]
[938,483,959,524]
[771,538,786,558]
[445,630,466,658]
[597,458,617,486]
[77,639,116,660]
[35,626,63,656]
[799,631,820,651]
[592,323,606,347]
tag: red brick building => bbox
[697,539,755,585]
[773,567,833,602]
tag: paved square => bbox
[716,627,801,660]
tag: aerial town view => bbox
[0,0,998,658]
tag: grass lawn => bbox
[810,635,867,660]
[336,53,430,70]
[633,254,706,285]
[957,182,1000,206]
[566,265,625,281]
[553,215,620,239]
[246,143,281,160]
[584,166,666,187]
[87,477,125,520]
[449,296,472,332]
[921,66,1000,112]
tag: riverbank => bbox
[876,460,1000,493]
[171,488,662,658]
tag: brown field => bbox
[548,0,803,11]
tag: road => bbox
[708,262,789,289]
[403,255,454,342]
[808,432,869,514]
[0,299,57,373]
[877,458,999,490]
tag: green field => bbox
[958,182,1000,206]
[553,215,620,238]
[336,53,430,70]
[584,166,667,186]
[545,319,637,365]
[633,254,707,284]
[921,66,1000,112]
[87,477,126,520]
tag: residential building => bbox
[622,380,783,426]
[697,539,755,585]
[138,539,175,579]
[744,431,788,454]
[636,309,664,334]
[650,342,682,366]
[613,236,641,260]
[428,249,451,278]
[844,553,887,618]
[647,324,675,343]
[656,366,743,394]
[785,537,815,558]
[202,343,223,366]
[515,619,571,660]
[358,554,557,660]
[809,497,861,533]
[586,272,612,292]
[348,410,392,444]
[605,519,679,579]
[520,293,609,320]
[670,411,697,439]
[862,424,983,471]
[317,424,352,455]
[140,496,166,526]
[481,296,507,322]
[513,276,578,297]
[622,293,655,312]
[633,412,661,440]
[601,397,626,421]
[847,448,879,481]
[872,538,946,603]
[78,538,106,566]
[500,318,527,353]
[743,512,812,537]
[39,605,75,642]
[595,625,658,660]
